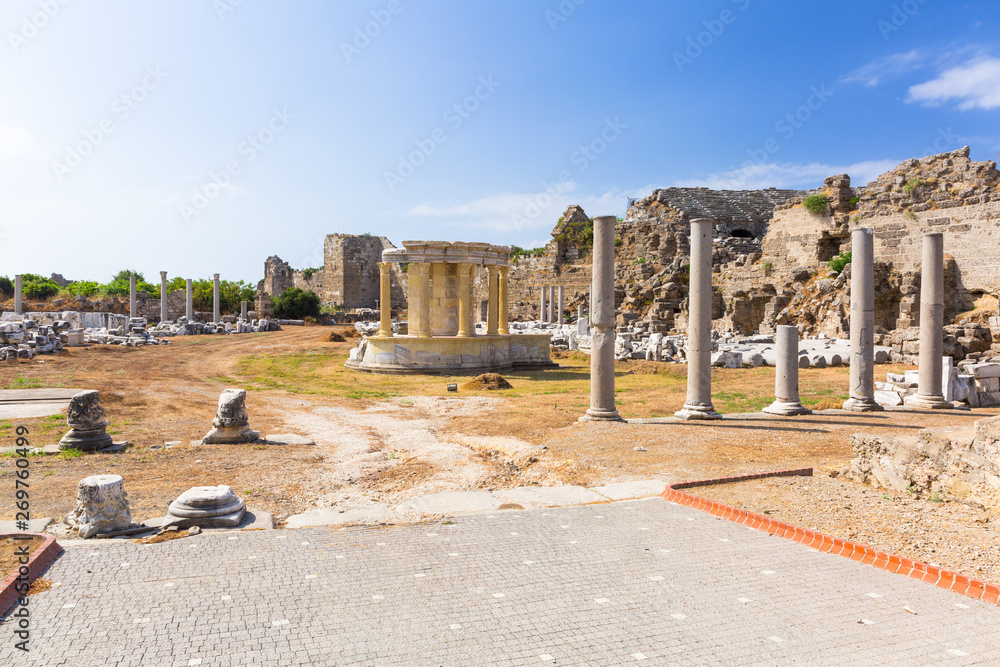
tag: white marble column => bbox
[905,233,952,409]
[557,286,564,326]
[159,271,168,323]
[844,228,883,412]
[14,274,22,315]
[577,304,584,322]
[549,286,557,323]
[457,264,473,337]
[186,279,193,320]
[129,275,136,319]
[486,266,499,335]
[764,325,812,416]
[676,218,721,420]
[540,287,547,323]
[213,273,221,323]
[378,262,393,337]
[499,266,510,335]
[581,216,623,422]
[241,300,248,322]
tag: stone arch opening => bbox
[730,228,754,239]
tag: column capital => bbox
[160,271,167,279]
[378,262,393,274]
[213,273,220,280]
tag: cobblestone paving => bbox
[6,498,1000,666]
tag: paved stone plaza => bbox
[6,498,1000,666]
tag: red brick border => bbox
[661,469,1000,607]
[1,533,63,616]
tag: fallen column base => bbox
[903,393,953,409]
[674,404,722,420]
[842,397,885,412]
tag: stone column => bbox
[549,286,557,323]
[185,279,193,320]
[129,275,136,319]
[581,216,623,422]
[905,233,952,409]
[540,287,547,323]
[764,325,812,416]
[498,266,510,335]
[377,262,393,337]
[557,286,564,326]
[486,265,499,335]
[843,228,883,412]
[675,218,721,420]
[14,274,22,315]
[416,263,432,338]
[241,300,248,322]
[159,271,168,323]
[457,264,472,337]
[213,273,221,323]
[577,304,584,322]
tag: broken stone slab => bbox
[874,390,904,407]
[285,505,395,528]
[0,517,53,532]
[493,485,607,509]
[160,485,246,529]
[259,433,315,446]
[969,363,1000,379]
[587,480,668,500]
[397,491,501,515]
[145,507,272,531]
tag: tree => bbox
[272,287,320,320]
[0,276,12,296]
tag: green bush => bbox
[66,281,101,297]
[553,217,594,256]
[828,251,852,273]
[272,287,320,320]
[0,276,12,296]
[20,274,60,299]
[849,196,859,207]
[802,194,830,214]
[902,179,924,194]
[302,267,320,279]
[510,246,546,261]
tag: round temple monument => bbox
[345,241,556,374]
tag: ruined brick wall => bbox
[322,234,405,310]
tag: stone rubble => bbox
[873,361,1000,408]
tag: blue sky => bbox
[1,0,998,283]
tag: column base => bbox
[674,404,722,420]
[579,408,624,422]
[378,330,393,338]
[903,394,953,409]
[842,397,885,413]
[763,400,812,416]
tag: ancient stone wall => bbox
[322,234,405,309]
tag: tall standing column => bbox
[241,300,248,322]
[377,262,393,337]
[486,266,499,335]
[844,228,883,412]
[549,286,557,323]
[129,275,136,319]
[764,325,812,415]
[185,279,193,320]
[557,286,564,326]
[676,218,721,420]
[905,233,952,409]
[213,273,221,323]
[498,266,510,335]
[581,216,623,422]
[416,264,432,338]
[540,287,547,323]
[159,271,168,323]
[14,274,22,315]
[457,264,472,337]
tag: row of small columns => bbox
[583,218,952,422]
[538,285,565,324]
[377,262,509,338]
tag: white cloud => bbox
[841,49,926,87]
[674,159,899,190]
[0,125,33,154]
[907,57,1000,110]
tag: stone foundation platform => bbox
[345,334,557,374]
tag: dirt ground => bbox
[1,326,998,576]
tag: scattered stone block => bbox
[63,474,133,539]
[160,485,247,529]
[202,389,259,444]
